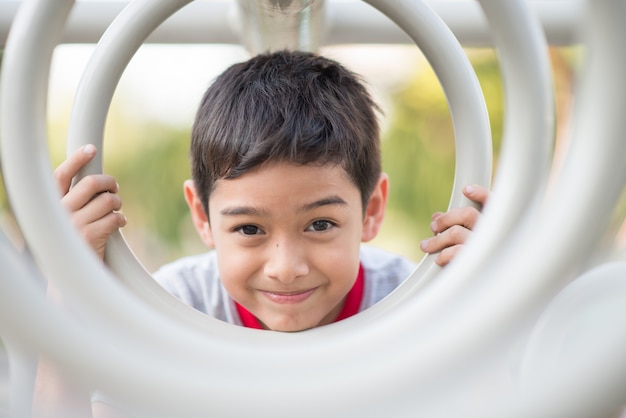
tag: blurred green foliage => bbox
[103,121,194,268]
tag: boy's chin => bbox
[261,317,321,333]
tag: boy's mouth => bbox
[260,288,317,304]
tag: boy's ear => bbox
[184,180,215,248]
[361,173,389,242]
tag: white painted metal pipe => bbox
[0,0,584,47]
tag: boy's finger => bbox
[430,211,444,221]
[79,212,128,260]
[430,206,480,234]
[82,212,127,242]
[53,144,97,194]
[462,184,489,207]
[434,246,462,267]
[61,175,119,212]
[421,225,471,254]
[70,192,124,227]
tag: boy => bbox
[55,50,488,332]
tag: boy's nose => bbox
[263,240,309,284]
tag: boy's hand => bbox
[54,144,126,260]
[420,184,489,267]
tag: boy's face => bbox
[185,162,387,332]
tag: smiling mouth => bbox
[260,288,317,304]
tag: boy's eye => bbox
[236,225,263,235]
[307,220,336,232]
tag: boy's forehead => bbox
[211,162,362,205]
[224,161,355,186]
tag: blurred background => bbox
[0,41,596,272]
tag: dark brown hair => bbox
[190,50,381,214]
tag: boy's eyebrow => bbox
[299,196,348,212]
[220,206,269,217]
[220,196,348,217]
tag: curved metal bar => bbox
[443,0,626,414]
[353,0,492,314]
[0,0,82,415]
[65,0,239,335]
[391,0,556,305]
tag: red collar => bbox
[235,264,365,329]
